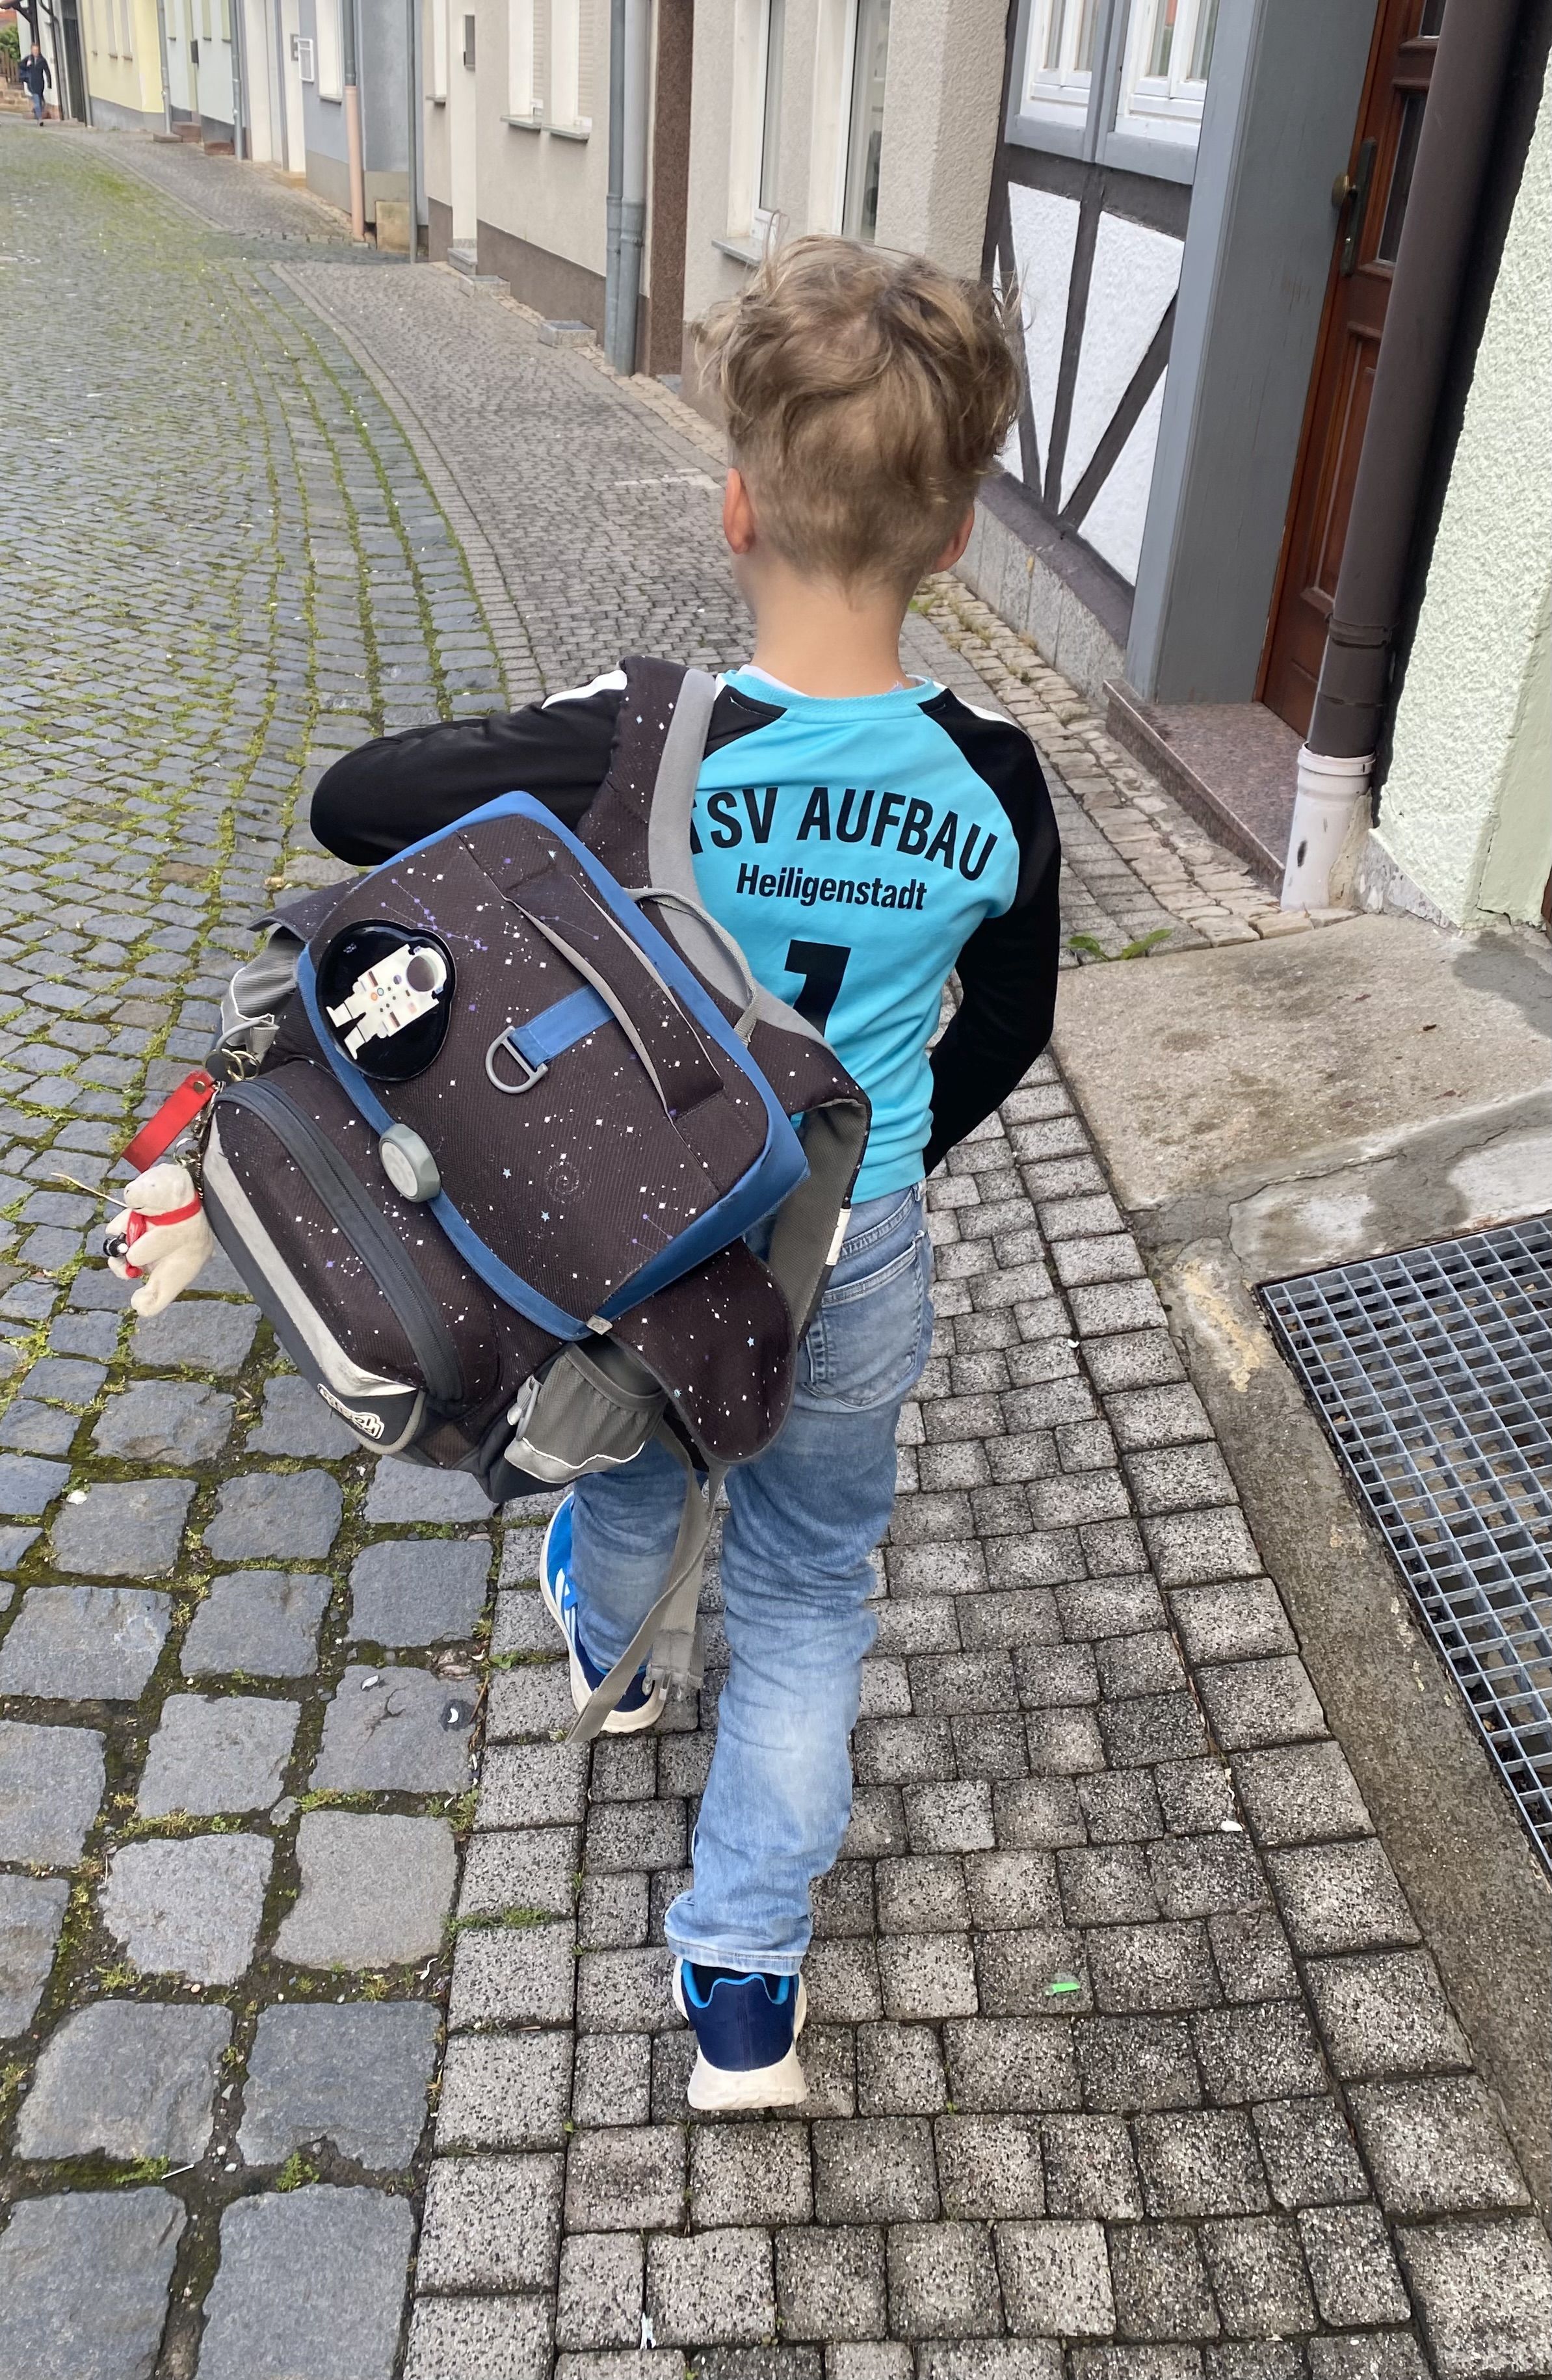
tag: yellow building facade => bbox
[81,0,166,129]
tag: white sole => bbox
[540,1502,664,1736]
[674,1968,809,2111]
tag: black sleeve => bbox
[917,694,1062,1175]
[308,686,624,865]
[923,850,1061,1173]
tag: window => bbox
[1114,0,1218,148]
[1021,0,1099,129]
[1008,0,1218,178]
[120,0,134,52]
[841,0,889,241]
[429,0,448,101]
[549,0,588,131]
[752,0,785,231]
[508,0,536,116]
[315,0,343,97]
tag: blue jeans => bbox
[571,1182,933,1974]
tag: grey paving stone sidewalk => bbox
[4,122,1548,2380]
[0,121,503,2377]
[419,1072,1549,2380]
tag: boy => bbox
[312,237,1060,2109]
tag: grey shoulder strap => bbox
[642,670,826,1043]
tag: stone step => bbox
[445,245,505,293]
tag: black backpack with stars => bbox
[160,661,869,1733]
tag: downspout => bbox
[230,0,248,157]
[341,0,367,241]
[604,0,650,375]
[405,0,419,260]
[154,0,175,132]
[1283,0,1525,908]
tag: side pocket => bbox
[505,1340,666,1483]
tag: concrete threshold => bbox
[1053,907,1552,2212]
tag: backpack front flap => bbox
[288,788,809,1340]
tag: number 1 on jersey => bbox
[783,940,852,1033]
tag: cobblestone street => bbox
[1,124,1547,2380]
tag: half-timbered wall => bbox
[982,0,1215,615]
[990,153,1187,590]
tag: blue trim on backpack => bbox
[295,793,808,1340]
[504,985,611,1070]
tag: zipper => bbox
[221,1076,465,1408]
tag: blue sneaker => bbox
[673,1959,809,2110]
[540,1492,664,1734]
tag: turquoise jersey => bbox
[310,661,1060,1195]
[691,672,1023,1198]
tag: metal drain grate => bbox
[1260,1214,1552,1875]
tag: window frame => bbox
[506,0,536,119]
[546,0,591,135]
[1106,0,1216,162]
[1016,0,1101,145]
[1005,0,1107,162]
[315,0,344,101]
[1005,0,1205,187]
[749,0,785,246]
[839,0,889,243]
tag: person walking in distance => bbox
[19,44,53,122]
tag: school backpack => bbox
[116,661,869,1736]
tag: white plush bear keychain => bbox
[103,1161,215,1316]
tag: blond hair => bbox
[694,235,1021,596]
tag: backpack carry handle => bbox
[630,885,760,1040]
[513,873,726,1116]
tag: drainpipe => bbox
[341,0,367,241]
[603,0,650,375]
[154,0,174,133]
[404,0,420,260]
[229,0,247,157]
[1283,0,1525,908]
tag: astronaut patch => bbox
[318,923,455,1081]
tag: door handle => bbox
[1335,138,1376,276]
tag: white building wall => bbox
[1367,57,1552,929]
[1059,217,1179,501]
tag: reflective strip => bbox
[203,1120,423,1439]
[505,985,611,1070]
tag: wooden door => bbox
[1260,0,1445,737]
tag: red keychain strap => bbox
[122,1071,218,1174]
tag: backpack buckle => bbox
[485,1029,549,1094]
